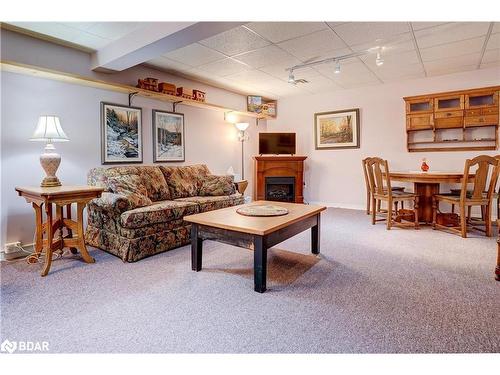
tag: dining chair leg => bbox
[394,201,399,214]
[366,191,371,215]
[377,200,381,213]
[485,204,492,237]
[386,200,392,230]
[480,205,486,221]
[413,197,420,229]
[460,205,467,238]
[371,197,377,225]
[467,206,472,223]
[451,204,455,213]
[432,196,437,229]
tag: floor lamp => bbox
[235,122,249,180]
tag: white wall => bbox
[268,67,500,208]
[0,29,265,248]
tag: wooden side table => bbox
[15,185,103,276]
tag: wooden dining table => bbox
[389,171,474,224]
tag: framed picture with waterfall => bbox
[314,108,360,150]
[101,102,143,164]
[152,110,185,162]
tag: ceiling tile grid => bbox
[5,21,500,99]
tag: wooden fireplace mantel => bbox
[253,155,307,203]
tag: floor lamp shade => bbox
[30,116,69,187]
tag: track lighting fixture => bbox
[287,71,296,84]
[334,60,341,74]
[375,51,384,66]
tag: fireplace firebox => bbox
[265,177,295,202]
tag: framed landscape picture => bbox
[314,108,360,150]
[152,110,185,162]
[101,102,143,164]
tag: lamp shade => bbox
[30,116,69,142]
[235,122,249,131]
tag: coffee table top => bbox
[184,201,326,236]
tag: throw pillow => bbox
[160,165,210,199]
[107,174,152,208]
[138,166,171,201]
[199,175,235,196]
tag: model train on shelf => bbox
[136,78,206,102]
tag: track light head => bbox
[375,51,384,66]
[287,71,296,84]
[334,60,341,74]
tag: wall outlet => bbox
[4,241,22,254]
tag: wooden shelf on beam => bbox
[0,60,272,120]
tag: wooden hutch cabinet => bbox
[404,86,499,152]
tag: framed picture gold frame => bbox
[314,108,360,150]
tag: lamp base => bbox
[39,143,62,188]
[40,176,62,187]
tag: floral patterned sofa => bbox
[85,164,244,262]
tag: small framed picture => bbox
[152,110,185,162]
[101,102,143,164]
[314,108,360,150]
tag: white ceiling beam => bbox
[91,22,245,72]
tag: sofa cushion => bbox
[175,193,244,213]
[160,164,210,199]
[198,175,235,196]
[120,200,199,229]
[107,175,152,208]
[88,166,141,191]
[138,166,171,201]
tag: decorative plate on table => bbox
[236,204,289,217]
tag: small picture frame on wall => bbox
[152,110,185,162]
[101,102,143,164]
[314,108,360,150]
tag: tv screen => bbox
[259,133,296,155]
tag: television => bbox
[259,133,296,155]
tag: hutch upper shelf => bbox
[403,86,499,152]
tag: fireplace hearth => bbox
[265,177,295,202]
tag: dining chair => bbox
[365,157,419,230]
[362,158,405,216]
[449,155,500,223]
[432,155,500,238]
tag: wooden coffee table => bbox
[184,201,326,293]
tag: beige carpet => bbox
[1,208,499,353]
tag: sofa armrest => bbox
[88,192,134,215]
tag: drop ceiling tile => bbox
[233,45,299,68]
[424,52,481,73]
[245,22,327,43]
[197,58,252,77]
[332,22,410,46]
[482,48,500,64]
[363,49,419,68]
[354,34,414,54]
[199,26,271,56]
[415,22,490,49]
[487,33,500,50]
[480,60,500,69]
[411,22,450,31]
[426,64,477,77]
[86,22,145,39]
[315,60,379,85]
[164,43,226,66]
[277,29,348,62]
[420,37,486,62]
[266,84,310,97]
[373,63,425,81]
[146,57,193,72]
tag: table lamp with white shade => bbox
[30,115,69,187]
[235,122,249,179]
